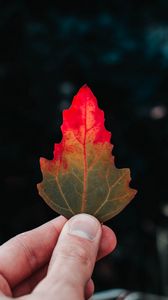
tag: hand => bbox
[0,214,116,300]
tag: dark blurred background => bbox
[0,0,168,297]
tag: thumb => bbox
[34,214,101,299]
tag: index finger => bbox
[0,216,67,288]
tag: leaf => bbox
[37,85,137,222]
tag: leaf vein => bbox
[94,172,127,215]
[71,169,83,183]
[99,193,131,220]
[41,189,70,212]
[55,176,75,214]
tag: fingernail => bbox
[68,214,100,241]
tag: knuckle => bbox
[0,274,11,296]
[59,242,91,267]
[14,233,38,273]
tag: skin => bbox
[0,214,117,300]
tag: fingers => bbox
[85,278,94,299]
[33,214,102,299]
[13,270,95,300]
[49,214,101,285]
[97,225,117,260]
[0,214,116,300]
[0,274,12,297]
[0,216,67,288]
[12,223,116,298]
[13,265,48,297]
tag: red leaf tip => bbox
[63,85,110,140]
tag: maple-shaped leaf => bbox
[37,85,137,222]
